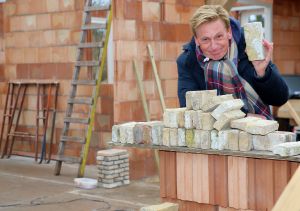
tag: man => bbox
[177,5,289,119]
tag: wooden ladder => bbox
[54,0,113,177]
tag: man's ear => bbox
[227,27,232,40]
[194,36,200,46]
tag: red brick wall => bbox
[0,3,4,79]
[0,0,114,164]
[273,0,300,75]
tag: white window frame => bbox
[231,5,273,41]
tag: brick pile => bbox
[111,90,299,157]
[97,149,129,188]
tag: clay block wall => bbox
[0,4,4,79]
[0,0,114,164]
[273,0,300,75]
[113,0,204,179]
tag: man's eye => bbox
[217,34,223,39]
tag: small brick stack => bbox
[97,149,130,188]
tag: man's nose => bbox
[210,40,218,50]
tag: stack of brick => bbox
[110,90,299,157]
[111,121,164,145]
[97,149,129,188]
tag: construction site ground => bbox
[0,156,161,211]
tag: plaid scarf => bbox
[196,39,272,119]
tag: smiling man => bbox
[177,5,289,119]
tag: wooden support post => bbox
[147,44,166,112]
[286,101,300,126]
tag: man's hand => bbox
[251,39,273,77]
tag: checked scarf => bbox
[196,39,272,119]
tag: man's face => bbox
[194,19,232,60]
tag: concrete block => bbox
[213,110,246,131]
[178,128,186,147]
[273,142,300,156]
[212,99,244,120]
[184,110,195,129]
[119,122,137,144]
[169,128,178,146]
[163,108,186,128]
[219,129,239,150]
[244,22,265,61]
[202,94,234,112]
[163,128,170,147]
[267,131,296,147]
[185,129,195,148]
[252,135,271,151]
[230,117,261,131]
[193,111,215,130]
[211,130,219,150]
[111,125,120,143]
[140,202,179,211]
[186,90,217,110]
[245,119,279,135]
[238,131,253,151]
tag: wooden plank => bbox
[214,155,228,207]
[228,156,239,209]
[255,159,274,210]
[159,151,166,198]
[238,157,248,209]
[273,167,300,211]
[192,154,209,204]
[166,151,177,199]
[290,162,300,177]
[273,160,290,204]
[184,153,194,201]
[176,152,185,200]
[277,99,300,120]
[247,158,256,210]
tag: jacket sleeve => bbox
[177,51,200,107]
[237,31,289,106]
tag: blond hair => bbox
[190,5,230,36]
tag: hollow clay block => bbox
[119,122,136,144]
[178,128,186,147]
[230,116,261,131]
[211,130,219,150]
[184,110,195,129]
[245,119,279,135]
[169,128,178,146]
[112,125,120,143]
[202,94,234,112]
[238,131,253,151]
[186,90,217,111]
[163,108,186,128]
[193,111,215,130]
[163,128,170,147]
[211,99,244,120]
[186,129,195,148]
[244,22,265,61]
[213,110,246,131]
[273,142,300,157]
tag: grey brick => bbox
[213,110,246,131]
[245,119,279,135]
[273,142,300,156]
[202,94,234,112]
[184,110,195,129]
[111,124,120,143]
[163,127,170,146]
[230,117,261,131]
[212,99,244,120]
[97,149,127,157]
[99,182,123,189]
[170,128,178,146]
[193,111,215,130]
[119,122,137,144]
[113,160,124,165]
[238,131,253,151]
[178,128,186,147]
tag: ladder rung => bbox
[84,5,110,12]
[60,136,85,143]
[56,155,82,164]
[78,42,104,48]
[75,61,99,67]
[72,80,97,86]
[68,98,93,105]
[64,117,89,124]
[82,23,106,30]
